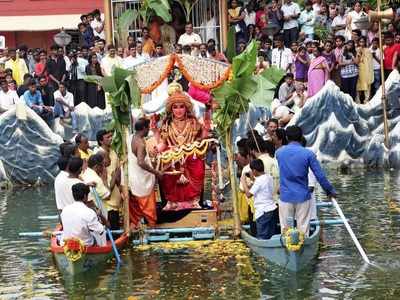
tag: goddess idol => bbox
[154,83,209,211]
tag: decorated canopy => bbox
[134,54,231,95]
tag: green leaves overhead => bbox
[115,9,138,47]
[176,0,199,22]
[250,67,285,108]
[139,0,172,25]
[212,41,259,135]
[84,67,141,156]
[231,41,258,79]
[260,66,285,86]
[212,41,284,137]
[147,0,172,22]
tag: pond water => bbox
[1,169,400,299]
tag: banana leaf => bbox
[100,76,117,93]
[250,77,276,108]
[125,74,141,108]
[148,0,172,22]
[117,9,138,30]
[212,82,237,105]
[114,67,134,89]
[84,75,103,85]
[260,66,285,86]
[230,77,258,100]
[231,40,258,79]
[115,9,138,46]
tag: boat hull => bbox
[241,225,320,272]
[50,226,129,276]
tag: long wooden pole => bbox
[225,129,241,238]
[122,127,131,236]
[220,0,229,51]
[377,0,390,148]
[331,198,370,264]
[103,0,113,45]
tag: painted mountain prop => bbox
[0,159,8,185]
[291,70,400,167]
[0,104,63,184]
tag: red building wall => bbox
[0,0,103,16]
[0,0,104,49]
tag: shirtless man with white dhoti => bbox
[128,118,163,227]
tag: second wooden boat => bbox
[50,226,129,276]
[241,225,321,272]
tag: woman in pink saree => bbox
[307,46,329,97]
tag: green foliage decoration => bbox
[85,68,141,156]
[212,41,284,137]
[176,0,200,23]
[139,0,172,25]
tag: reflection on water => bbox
[1,169,400,299]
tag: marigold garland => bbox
[284,228,305,252]
[158,139,210,164]
[139,54,231,94]
[174,55,232,91]
[63,238,86,262]
[140,54,176,94]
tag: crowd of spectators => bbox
[227,0,400,124]
[1,1,400,129]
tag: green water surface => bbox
[1,169,400,299]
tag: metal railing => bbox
[110,0,222,48]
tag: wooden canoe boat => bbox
[50,226,129,276]
[241,225,320,272]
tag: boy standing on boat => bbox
[276,126,336,236]
[96,130,122,230]
[241,159,278,240]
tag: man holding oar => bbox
[82,153,121,230]
[54,157,84,215]
[276,125,337,236]
[61,183,109,246]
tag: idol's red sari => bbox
[161,154,205,211]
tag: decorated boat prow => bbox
[241,224,320,272]
[50,226,129,276]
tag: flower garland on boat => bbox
[284,228,305,252]
[63,238,86,262]
[157,139,210,165]
[138,54,231,94]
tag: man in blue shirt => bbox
[23,79,53,124]
[276,125,336,236]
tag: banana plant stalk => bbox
[225,128,241,237]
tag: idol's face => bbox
[172,103,187,120]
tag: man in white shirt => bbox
[135,41,151,61]
[61,182,108,246]
[123,43,145,70]
[81,153,111,210]
[299,1,315,39]
[0,80,19,114]
[91,9,105,40]
[54,157,83,213]
[331,6,347,37]
[53,82,77,133]
[241,159,278,239]
[271,36,293,71]
[178,23,202,56]
[54,156,70,213]
[101,44,123,76]
[281,0,301,47]
[370,38,381,96]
